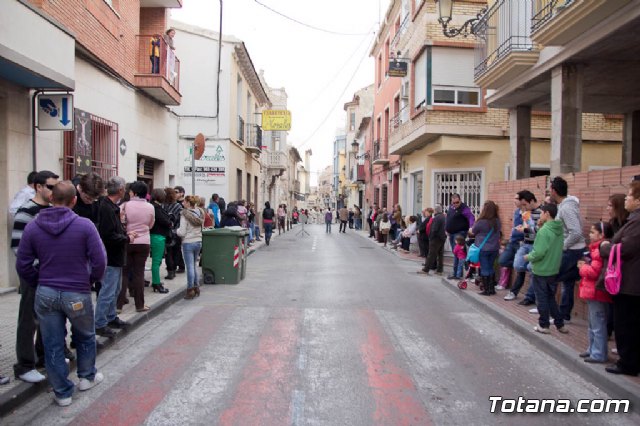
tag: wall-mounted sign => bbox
[119,139,127,156]
[37,94,74,131]
[388,60,408,77]
[74,109,92,175]
[261,110,292,131]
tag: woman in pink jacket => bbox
[118,181,155,312]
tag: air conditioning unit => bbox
[387,171,393,182]
[401,82,409,99]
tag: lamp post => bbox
[434,0,487,38]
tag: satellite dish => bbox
[194,133,205,160]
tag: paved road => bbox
[4,225,638,425]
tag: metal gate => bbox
[433,170,483,216]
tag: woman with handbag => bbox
[605,181,640,376]
[163,187,183,280]
[177,195,204,299]
[470,201,501,296]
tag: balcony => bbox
[245,124,262,154]
[266,150,288,171]
[372,139,389,166]
[140,0,182,7]
[531,0,632,46]
[474,0,539,90]
[134,35,181,105]
[390,106,409,134]
[237,116,245,144]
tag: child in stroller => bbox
[457,235,482,290]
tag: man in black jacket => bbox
[95,176,129,337]
[445,194,476,279]
[418,205,446,275]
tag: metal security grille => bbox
[374,187,380,206]
[434,171,483,216]
[381,184,388,208]
[64,113,118,180]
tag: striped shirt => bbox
[523,207,542,244]
[11,200,50,254]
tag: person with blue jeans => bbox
[262,202,275,245]
[16,181,107,406]
[550,176,586,322]
[178,195,204,299]
[445,194,475,279]
[95,177,130,338]
[504,190,542,303]
[325,208,333,233]
[497,194,524,290]
[471,201,501,296]
[524,203,567,334]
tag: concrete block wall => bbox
[488,165,640,320]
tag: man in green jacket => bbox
[524,203,568,334]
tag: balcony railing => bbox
[373,139,389,165]
[532,0,564,32]
[237,116,245,144]
[390,106,409,133]
[135,34,181,105]
[267,150,288,171]
[246,124,262,153]
[474,0,539,89]
[390,14,410,51]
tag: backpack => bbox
[604,243,622,295]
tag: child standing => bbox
[453,235,467,279]
[524,203,567,334]
[577,222,613,363]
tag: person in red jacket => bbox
[577,222,614,364]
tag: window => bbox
[381,184,388,208]
[433,86,480,106]
[413,49,427,109]
[237,169,243,200]
[349,110,356,131]
[246,172,251,202]
[64,112,118,180]
[377,54,383,87]
[374,187,380,206]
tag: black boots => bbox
[479,276,495,296]
[165,271,176,280]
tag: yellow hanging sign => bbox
[261,110,292,131]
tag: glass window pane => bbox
[433,89,455,104]
[457,90,480,106]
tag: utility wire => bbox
[295,32,376,150]
[306,25,376,105]
[253,0,371,36]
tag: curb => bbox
[439,277,640,412]
[0,286,188,417]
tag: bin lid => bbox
[202,226,249,236]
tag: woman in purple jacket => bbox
[471,201,502,296]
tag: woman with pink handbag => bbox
[605,181,640,376]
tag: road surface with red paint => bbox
[5,226,638,425]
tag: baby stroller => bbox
[457,236,481,290]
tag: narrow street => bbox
[4,225,638,425]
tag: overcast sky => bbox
[171,0,391,185]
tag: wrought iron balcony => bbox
[372,139,389,166]
[474,0,539,89]
[134,35,181,105]
[531,0,631,46]
[390,106,409,134]
[245,124,262,154]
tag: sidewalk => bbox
[353,229,640,408]
[0,233,270,416]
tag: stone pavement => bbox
[0,230,273,416]
[354,228,640,407]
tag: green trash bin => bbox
[201,227,249,284]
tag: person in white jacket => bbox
[177,195,203,299]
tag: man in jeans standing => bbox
[95,177,129,337]
[445,194,475,279]
[550,176,586,322]
[11,170,59,383]
[17,181,107,406]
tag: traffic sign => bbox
[37,94,74,131]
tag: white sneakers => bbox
[78,372,104,391]
[495,285,506,291]
[504,292,516,301]
[55,396,72,407]
[529,308,539,314]
[18,369,46,383]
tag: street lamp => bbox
[351,139,370,160]
[434,0,487,38]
